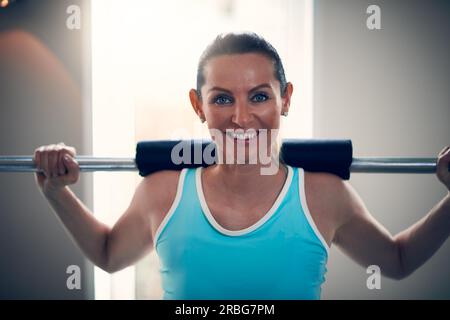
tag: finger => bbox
[61,148,76,159]
[60,149,75,174]
[57,150,66,176]
[444,147,450,157]
[66,154,79,170]
[42,146,50,178]
[437,149,450,175]
[438,149,450,166]
[66,146,76,157]
[438,146,450,157]
[63,154,79,182]
[34,147,42,172]
[56,146,71,176]
[58,142,74,156]
[437,162,449,180]
[48,147,59,178]
[34,147,45,179]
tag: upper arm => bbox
[331,178,403,279]
[105,170,180,273]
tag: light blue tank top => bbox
[154,165,329,300]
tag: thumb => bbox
[63,154,79,174]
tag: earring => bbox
[282,111,289,117]
[200,118,206,123]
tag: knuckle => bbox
[69,147,76,155]
[61,146,76,156]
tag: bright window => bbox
[91,0,314,299]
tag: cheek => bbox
[205,106,232,128]
[260,104,281,128]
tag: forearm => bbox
[42,186,111,270]
[395,192,450,278]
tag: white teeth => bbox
[226,130,258,140]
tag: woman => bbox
[34,32,450,300]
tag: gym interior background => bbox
[0,0,449,299]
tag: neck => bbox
[206,161,288,196]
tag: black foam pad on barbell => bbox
[280,139,353,180]
[135,139,353,180]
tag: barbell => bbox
[0,139,445,180]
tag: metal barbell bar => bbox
[0,139,447,179]
[0,156,137,173]
[0,156,439,174]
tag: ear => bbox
[189,89,205,120]
[281,82,293,115]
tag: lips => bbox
[225,129,260,141]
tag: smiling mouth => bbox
[225,129,260,141]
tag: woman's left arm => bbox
[333,146,450,280]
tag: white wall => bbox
[314,0,450,299]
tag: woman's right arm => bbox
[34,143,113,271]
[42,185,112,271]
[34,143,175,273]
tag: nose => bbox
[232,99,252,128]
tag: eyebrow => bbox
[207,83,272,94]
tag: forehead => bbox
[203,53,277,89]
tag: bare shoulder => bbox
[303,171,356,244]
[142,169,181,188]
[309,171,368,220]
[304,170,343,187]
[140,170,182,212]
[131,170,183,239]
[304,171,346,207]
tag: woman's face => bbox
[190,53,293,165]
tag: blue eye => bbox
[251,93,269,103]
[213,95,233,105]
